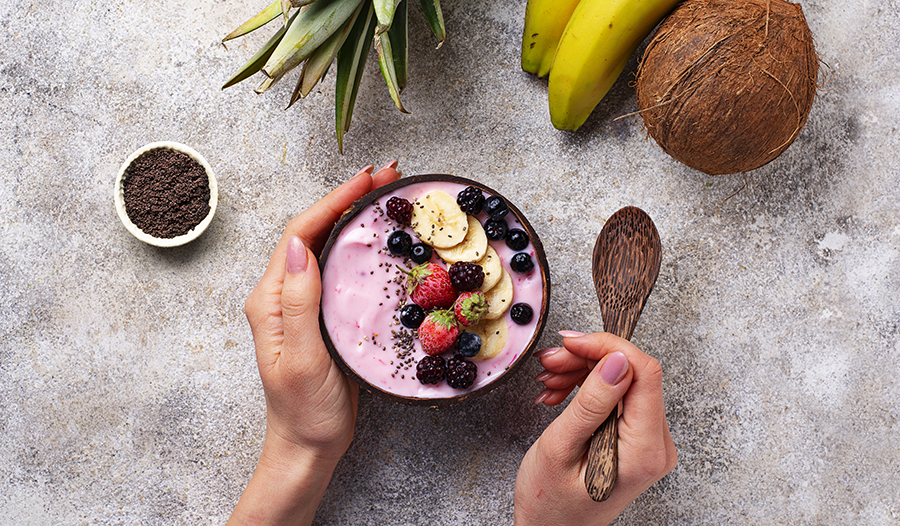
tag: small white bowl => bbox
[114,141,218,247]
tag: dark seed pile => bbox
[122,148,210,238]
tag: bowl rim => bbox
[318,174,551,407]
[114,141,218,248]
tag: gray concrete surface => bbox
[2,0,898,524]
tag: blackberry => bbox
[400,304,427,329]
[484,218,509,241]
[510,252,535,273]
[387,230,413,256]
[416,355,446,385]
[386,196,413,225]
[505,229,529,251]
[482,195,509,220]
[510,303,534,325]
[449,261,485,291]
[457,332,482,358]
[457,186,485,215]
[409,243,433,264]
[446,355,478,389]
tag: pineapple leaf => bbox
[280,0,292,25]
[222,0,282,42]
[375,2,408,113]
[335,1,376,153]
[222,16,292,89]
[388,0,408,90]
[373,0,402,35]
[419,0,445,47]
[260,0,366,91]
[289,2,363,107]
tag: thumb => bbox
[281,236,326,356]
[543,351,633,464]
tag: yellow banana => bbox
[521,0,582,77]
[548,0,680,131]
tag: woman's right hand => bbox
[514,332,677,526]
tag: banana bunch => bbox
[222,0,446,152]
[522,0,681,131]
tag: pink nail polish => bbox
[599,351,628,385]
[287,236,308,274]
[379,160,399,171]
[534,389,551,405]
[534,370,553,382]
[558,330,586,338]
[533,347,561,359]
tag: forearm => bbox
[228,436,341,526]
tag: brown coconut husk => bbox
[635,0,819,176]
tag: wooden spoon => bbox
[584,206,662,502]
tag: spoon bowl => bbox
[584,206,661,501]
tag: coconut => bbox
[635,0,818,175]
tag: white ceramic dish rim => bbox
[114,141,218,248]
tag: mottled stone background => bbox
[1,0,898,524]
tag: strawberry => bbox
[453,291,488,326]
[418,309,460,355]
[402,263,457,310]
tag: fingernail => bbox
[559,330,586,338]
[599,351,628,385]
[533,347,561,359]
[534,370,554,382]
[534,389,551,405]
[379,160,399,171]
[287,236,308,274]
[354,165,375,179]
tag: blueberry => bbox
[505,229,529,251]
[484,218,508,241]
[456,332,482,358]
[510,252,534,273]
[387,230,412,256]
[399,304,426,329]
[510,303,534,325]
[482,195,509,220]
[409,243,433,264]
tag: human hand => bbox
[514,332,677,526]
[229,161,401,525]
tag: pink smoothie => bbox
[321,181,545,401]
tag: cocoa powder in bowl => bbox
[122,147,211,238]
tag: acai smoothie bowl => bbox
[319,174,551,406]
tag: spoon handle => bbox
[584,311,631,502]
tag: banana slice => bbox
[411,190,468,248]
[435,216,488,263]
[477,246,502,292]
[471,316,509,360]
[483,268,513,319]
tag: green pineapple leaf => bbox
[289,2,363,107]
[260,0,366,92]
[419,0,445,47]
[375,0,408,113]
[335,1,376,153]
[388,0,408,90]
[222,0,282,42]
[222,16,292,89]
[373,0,402,34]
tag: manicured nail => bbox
[559,330,586,338]
[534,370,554,382]
[599,351,628,385]
[287,236,308,274]
[534,389,551,405]
[354,165,375,179]
[533,347,561,359]
[379,160,399,171]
